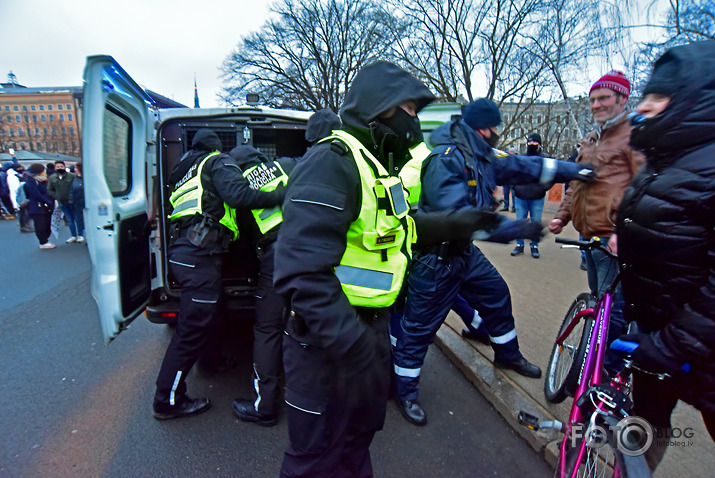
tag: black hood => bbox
[229,145,267,171]
[192,128,222,152]
[631,40,715,160]
[339,61,434,150]
[305,109,341,143]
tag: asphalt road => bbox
[0,218,551,477]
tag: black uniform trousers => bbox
[280,309,391,478]
[154,242,222,408]
[251,241,286,416]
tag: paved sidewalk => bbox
[434,203,714,477]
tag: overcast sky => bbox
[0,0,269,108]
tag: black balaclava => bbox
[369,107,424,169]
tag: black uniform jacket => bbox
[616,40,715,414]
[273,62,434,359]
[169,148,283,253]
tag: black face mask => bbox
[526,144,541,155]
[483,130,500,148]
[369,107,424,169]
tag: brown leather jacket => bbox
[554,114,645,239]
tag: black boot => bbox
[494,357,542,378]
[153,396,211,420]
[232,399,278,427]
[395,398,427,426]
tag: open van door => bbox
[83,55,155,343]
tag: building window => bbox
[70,127,75,135]
[15,115,20,122]
[37,142,42,151]
[6,116,12,123]
[44,128,48,135]
[66,104,72,110]
[49,114,55,122]
[22,105,28,111]
[31,105,36,111]
[58,104,63,110]
[32,115,37,122]
[18,128,24,136]
[24,115,29,122]
[48,105,53,111]
[13,105,19,111]
[35,128,40,136]
[59,114,64,121]
[62,127,67,134]
[68,113,73,121]
[20,142,26,149]
[503,114,509,122]
[537,115,542,123]
[4,106,9,111]
[39,105,44,110]
[45,141,50,150]
[9,129,14,136]
[41,114,46,122]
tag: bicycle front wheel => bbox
[544,292,595,403]
[562,416,651,478]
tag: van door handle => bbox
[103,224,115,231]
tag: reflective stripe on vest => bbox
[243,161,288,234]
[321,130,416,308]
[168,151,239,240]
[399,142,431,207]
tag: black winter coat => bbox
[616,40,715,414]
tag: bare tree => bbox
[219,0,399,110]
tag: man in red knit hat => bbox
[548,70,645,374]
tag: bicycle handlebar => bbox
[610,339,691,373]
[555,237,617,259]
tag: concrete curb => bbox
[434,322,562,470]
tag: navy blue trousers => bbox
[393,244,522,401]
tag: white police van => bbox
[84,55,459,344]
[83,55,312,343]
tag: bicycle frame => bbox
[556,284,616,477]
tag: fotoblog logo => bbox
[571,416,653,456]
[612,417,653,456]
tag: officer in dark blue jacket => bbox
[392,98,595,425]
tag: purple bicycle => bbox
[519,237,651,478]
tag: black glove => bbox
[619,333,683,376]
[574,163,596,183]
[412,208,500,249]
[477,217,544,244]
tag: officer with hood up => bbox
[273,62,501,476]
[152,129,284,420]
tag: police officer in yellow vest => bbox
[229,110,342,427]
[274,62,502,476]
[152,129,285,420]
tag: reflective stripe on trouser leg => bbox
[170,371,183,406]
[253,364,262,411]
[458,247,522,362]
[393,253,462,401]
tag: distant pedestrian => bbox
[14,166,34,232]
[24,163,55,249]
[47,160,82,243]
[0,162,16,219]
[511,133,550,258]
[69,162,85,242]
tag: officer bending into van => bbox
[273,62,500,477]
[152,129,284,420]
[230,110,342,427]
